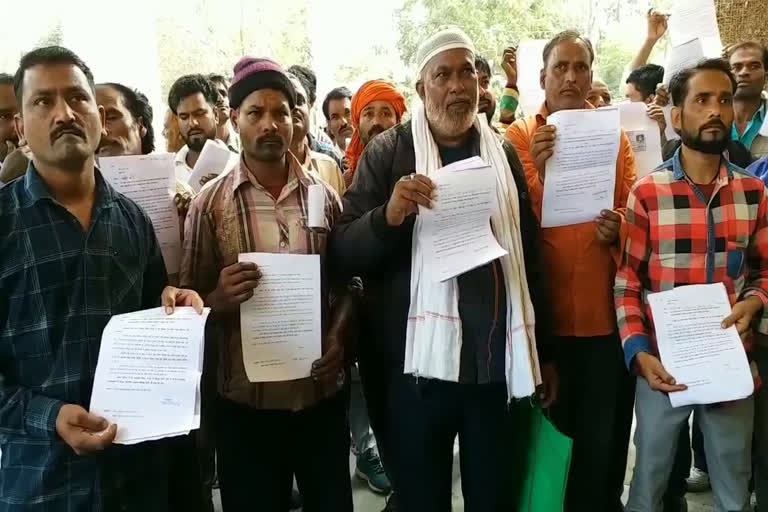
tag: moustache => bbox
[256,135,284,146]
[700,120,727,133]
[51,123,85,143]
[368,124,385,137]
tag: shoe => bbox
[381,493,398,512]
[662,497,688,512]
[290,488,302,510]
[355,448,392,494]
[685,467,711,493]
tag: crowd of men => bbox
[1,8,768,512]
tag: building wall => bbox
[716,0,768,46]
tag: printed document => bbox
[238,253,322,382]
[90,307,210,444]
[664,38,705,84]
[419,157,507,281]
[188,139,238,192]
[669,0,723,56]
[100,154,182,275]
[648,283,754,407]
[541,107,620,228]
[517,40,547,117]
[618,102,663,177]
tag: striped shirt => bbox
[0,165,169,511]
[180,154,342,411]
[615,149,768,368]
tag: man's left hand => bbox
[722,295,764,336]
[537,362,559,408]
[161,286,205,315]
[595,209,622,244]
[311,333,345,383]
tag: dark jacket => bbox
[329,120,555,370]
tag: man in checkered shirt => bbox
[616,58,768,512]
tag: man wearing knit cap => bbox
[344,80,407,187]
[331,27,558,511]
[181,56,355,512]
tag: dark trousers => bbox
[357,349,396,484]
[553,333,635,512]
[385,373,515,512]
[214,392,352,512]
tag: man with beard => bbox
[287,72,345,196]
[322,86,354,163]
[208,74,240,153]
[0,45,204,512]
[168,74,237,189]
[475,56,497,127]
[330,27,557,511]
[506,30,637,512]
[345,80,407,187]
[727,41,768,158]
[617,58,767,512]
[181,57,354,511]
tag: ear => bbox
[416,80,425,102]
[230,108,239,132]
[671,105,682,133]
[98,105,107,138]
[13,113,24,145]
[539,68,546,90]
[589,70,594,87]
[138,117,148,139]
[212,107,219,126]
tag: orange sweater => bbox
[505,103,637,337]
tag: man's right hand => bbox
[206,262,262,313]
[501,47,518,87]
[384,173,436,227]
[646,104,667,135]
[646,9,669,42]
[56,404,116,456]
[634,352,687,393]
[531,125,556,179]
[0,140,16,162]
[653,85,670,107]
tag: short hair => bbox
[474,55,492,77]
[669,58,737,107]
[543,30,595,67]
[288,65,317,104]
[0,73,13,87]
[626,64,665,100]
[167,74,217,115]
[98,82,155,155]
[322,86,353,120]
[207,73,229,90]
[725,41,768,70]
[13,46,95,107]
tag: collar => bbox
[23,161,116,208]
[232,152,313,194]
[657,147,738,183]
[175,145,191,169]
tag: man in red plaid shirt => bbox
[616,58,768,511]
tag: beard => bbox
[424,94,476,140]
[680,117,730,155]
[361,124,385,146]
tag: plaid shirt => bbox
[615,149,768,368]
[0,165,169,511]
[180,154,342,411]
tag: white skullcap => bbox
[416,27,476,75]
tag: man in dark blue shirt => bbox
[0,46,203,511]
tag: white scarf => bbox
[405,103,541,399]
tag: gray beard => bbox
[425,97,476,140]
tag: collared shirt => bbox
[0,165,169,510]
[174,140,238,184]
[180,154,342,411]
[748,157,768,184]
[732,101,766,151]
[616,150,768,367]
[296,141,346,197]
[222,121,241,153]
[506,102,638,338]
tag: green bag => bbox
[512,402,573,512]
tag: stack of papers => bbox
[648,283,754,407]
[90,307,210,444]
[618,102,663,177]
[663,38,706,84]
[187,139,239,192]
[100,154,182,275]
[541,107,621,228]
[419,156,507,281]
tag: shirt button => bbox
[280,241,287,248]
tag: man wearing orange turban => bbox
[344,80,407,187]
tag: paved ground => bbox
[212,434,717,511]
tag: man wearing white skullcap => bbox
[331,26,559,511]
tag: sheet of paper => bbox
[238,253,322,382]
[517,40,547,117]
[648,283,754,407]
[618,102,663,177]
[90,307,210,444]
[100,154,182,275]
[307,184,325,229]
[669,0,722,56]
[419,157,507,282]
[188,139,237,192]
[541,107,620,228]
[664,38,705,84]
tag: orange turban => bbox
[345,80,407,184]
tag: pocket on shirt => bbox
[727,243,746,279]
